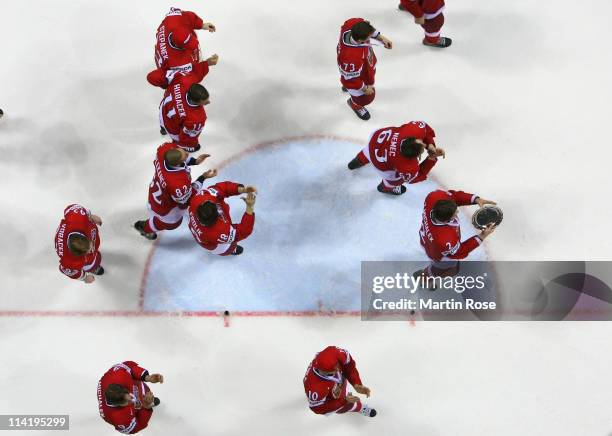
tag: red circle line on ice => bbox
[1,135,490,318]
[137,134,491,314]
[139,134,370,312]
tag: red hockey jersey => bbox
[419,189,482,261]
[337,18,378,92]
[154,7,203,73]
[401,0,446,19]
[54,204,100,280]
[367,121,437,185]
[188,182,255,255]
[303,346,363,415]
[147,59,210,89]
[148,142,197,216]
[97,361,153,434]
[159,69,208,151]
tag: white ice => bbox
[145,138,485,313]
[2,0,612,435]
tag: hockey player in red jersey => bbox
[154,7,216,75]
[147,53,218,90]
[303,346,376,417]
[133,143,217,240]
[55,204,104,283]
[348,120,445,195]
[399,0,451,47]
[97,361,164,434]
[188,182,257,256]
[158,67,210,152]
[337,18,393,121]
[419,189,496,276]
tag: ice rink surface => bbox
[144,137,485,313]
[2,0,612,434]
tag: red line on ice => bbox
[4,135,490,319]
[0,310,361,318]
[137,135,364,313]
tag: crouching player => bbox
[303,346,376,417]
[348,120,444,195]
[188,182,257,256]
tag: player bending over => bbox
[154,7,216,76]
[97,361,164,434]
[419,189,496,277]
[348,120,445,195]
[303,346,376,417]
[399,0,451,48]
[134,143,216,240]
[337,18,392,121]
[188,182,257,256]
[147,53,218,90]
[55,204,104,283]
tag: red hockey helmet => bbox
[314,347,340,372]
[171,28,198,51]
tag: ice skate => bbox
[348,156,366,170]
[134,220,158,240]
[377,182,406,196]
[413,268,437,291]
[347,98,370,121]
[423,36,452,48]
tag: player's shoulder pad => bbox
[116,417,137,434]
[65,204,88,217]
[206,186,220,197]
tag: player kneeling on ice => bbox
[418,189,498,278]
[303,346,376,417]
[348,120,445,195]
[97,361,164,434]
[55,204,104,283]
[188,182,257,256]
[134,143,216,240]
